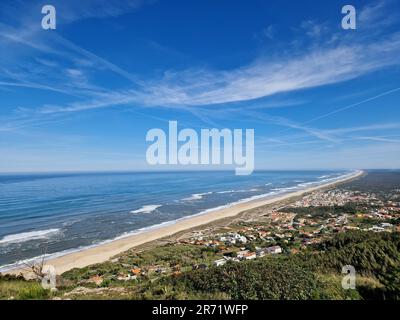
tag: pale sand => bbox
[8,170,364,275]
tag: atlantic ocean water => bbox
[0,170,354,269]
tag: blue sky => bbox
[0,0,400,172]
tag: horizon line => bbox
[0,168,391,176]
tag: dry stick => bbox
[20,245,48,280]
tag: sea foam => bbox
[182,192,213,201]
[130,205,161,214]
[0,228,60,245]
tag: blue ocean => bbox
[0,170,353,269]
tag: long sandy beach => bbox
[9,170,363,275]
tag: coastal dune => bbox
[9,170,363,275]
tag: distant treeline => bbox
[279,203,359,217]
[344,171,400,193]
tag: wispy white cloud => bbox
[30,31,400,115]
[140,32,400,107]
[300,20,329,39]
[256,141,400,169]
[300,87,400,126]
[358,0,399,27]
[0,0,153,27]
[257,121,400,149]
[354,136,400,143]
[324,122,400,135]
[53,0,153,23]
[0,0,399,118]
[254,25,276,41]
[1,0,400,149]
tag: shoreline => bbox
[4,170,364,276]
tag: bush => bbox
[17,285,50,300]
[0,275,50,300]
[157,258,324,300]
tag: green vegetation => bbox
[62,230,399,300]
[280,203,358,217]
[135,231,398,300]
[63,244,219,284]
[308,231,400,299]
[147,258,336,299]
[0,275,50,300]
[1,231,399,300]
